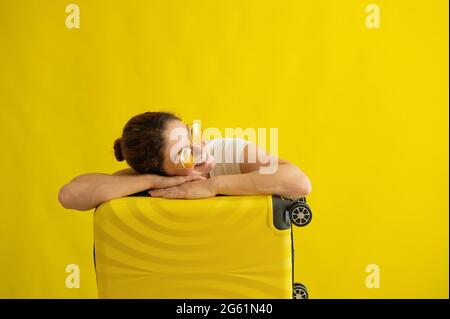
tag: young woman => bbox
[58,112,312,211]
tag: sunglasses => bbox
[174,123,203,169]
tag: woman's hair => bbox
[113,112,181,175]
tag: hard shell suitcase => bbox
[93,195,312,299]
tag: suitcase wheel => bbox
[289,202,312,227]
[293,283,308,299]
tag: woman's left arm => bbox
[149,143,312,199]
[213,143,311,198]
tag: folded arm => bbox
[58,168,203,211]
[150,143,312,199]
[214,160,311,198]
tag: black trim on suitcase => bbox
[275,196,312,299]
[271,196,291,230]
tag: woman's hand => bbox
[150,175,206,190]
[149,178,217,199]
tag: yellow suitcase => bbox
[93,195,312,299]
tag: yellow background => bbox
[0,0,448,298]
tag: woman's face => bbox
[161,120,215,177]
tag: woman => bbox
[58,112,312,211]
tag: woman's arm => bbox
[213,161,311,198]
[58,171,203,211]
[149,143,311,199]
[215,142,311,198]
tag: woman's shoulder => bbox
[206,137,248,155]
[206,137,251,162]
[207,137,250,146]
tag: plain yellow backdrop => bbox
[0,0,448,298]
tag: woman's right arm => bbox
[58,170,201,211]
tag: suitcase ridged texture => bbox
[94,195,292,298]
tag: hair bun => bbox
[114,138,124,161]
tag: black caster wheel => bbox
[293,283,308,299]
[289,202,312,227]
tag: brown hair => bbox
[113,112,181,175]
